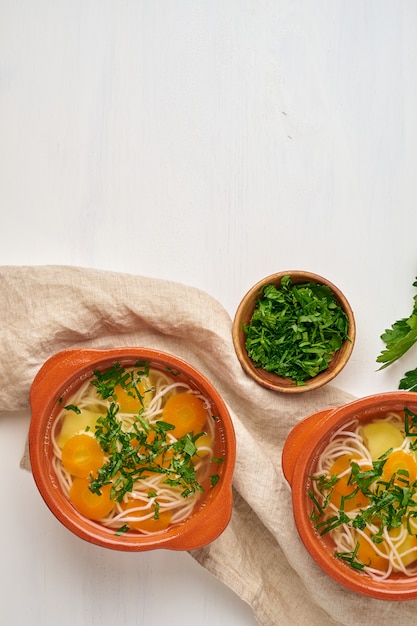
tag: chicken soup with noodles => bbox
[51,361,223,535]
[309,408,417,580]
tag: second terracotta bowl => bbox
[282,392,417,600]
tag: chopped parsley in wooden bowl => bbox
[232,271,355,393]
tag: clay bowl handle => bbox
[165,484,233,551]
[282,408,334,485]
[30,349,107,411]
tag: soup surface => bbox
[51,361,223,535]
[309,408,417,580]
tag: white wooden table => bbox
[1,2,417,624]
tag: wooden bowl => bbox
[232,271,355,393]
[29,348,236,551]
[282,392,417,600]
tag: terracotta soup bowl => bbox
[282,392,417,599]
[29,348,236,551]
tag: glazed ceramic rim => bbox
[287,391,417,599]
[232,270,356,393]
[29,347,236,552]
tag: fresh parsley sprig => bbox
[377,277,417,390]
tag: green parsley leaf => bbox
[399,368,417,392]
[377,277,417,371]
[210,474,220,487]
[334,543,366,570]
[64,404,81,414]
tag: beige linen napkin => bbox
[2,265,417,626]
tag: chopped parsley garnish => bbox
[405,407,417,450]
[243,276,350,384]
[210,474,220,487]
[309,436,417,569]
[334,543,366,571]
[64,404,81,414]
[66,363,222,504]
[92,361,151,407]
[89,402,205,501]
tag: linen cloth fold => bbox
[2,265,417,626]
